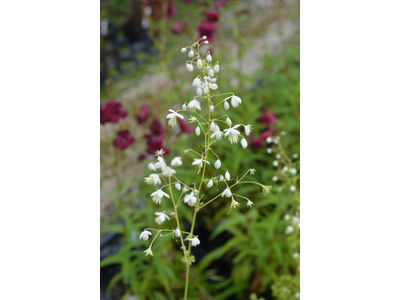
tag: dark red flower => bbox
[149,118,163,136]
[177,117,194,134]
[135,105,149,125]
[197,22,216,42]
[249,129,274,151]
[203,10,219,22]
[167,4,177,19]
[100,101,127,125]
[138,153,147,161]
[113,130,135,149]
[171,21,182,34]
[146,134,164,154]
[259,109,277,125]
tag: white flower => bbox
[210,121,217,131]
[188,50,194,57]
[166,109,184,127]
[148,163,156,171]
[144,174,162,186]
[207,179,213,188]
[244,125,252,136]
[272,176,278,182]
[195,126,201,136]
[210,105,214,112]
[290,168,297,175]
[210,78,217,83]
[175,183,181,190]
[186,63,193,72]
[231,95,242,108]
[249,168,256,175]
[151,189,170,204]
[207,54,212,62]
[171,157,182,167]
[267,148,272,154]
[224,101,230,110]
[139,229,152,240]
[192,77,201,88]
[224,125,241,144]
[143,247,154,256]
[226,117,232,126]
[197,59,202,70]
[246,199,254,207]
[290,185,296,192]
[284,214,290,221]
[184,191,197,206]
[187,99,201,111]
[295,292,300,298]
[209,83,218,90]
[273,160,279,167]
[282,166,288,173]
[222,188,232,197]
[231,198,240,208]
[240,138,248,149]
[182,103,187,110]
[208,69,214,78]
[276,154,281,159]
[225,170,230,180]
[210,130,223,140]
[214,159,221,169]
[155,212,170,225]
[192,158,210,169]
[285,225,294,234]
[214,64,220,73]
[162,166,176,177]
[154,156,167,172]
[266,137,272,143]
[181,48,187,53]
[188,237,200,246]
[278,186,282,192]
[175,228,181,238]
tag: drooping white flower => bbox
[210,105,214,112]
[225,171,230,180]
[214,64,220,73]
[196,87,202,96]
[151,189,170,204]
[210,130,223,140]
[285,225,294,234]
[175,183,181,190]
[210,121,217,131]
[175,228,181,238]
[171,157,182,167]
[272,176,278,182]
[222,188,232,197]
[195,126,201,136]
[290,185,296,192]
[188,50,194,58]
[197,59,202,70]
[290,168,297,175]
[240,138,248,149]
[155,212,170,225]
[184,191,197,206]
[273,160,279,167]
[144,174,162,186]
[208,69,214,78]
[226,117,232,126]
[224,101,230,110]
[207,179,213,188]
[207,54,212,62]
[148,162,156,171]
[181,48,187,53]
[187,99,201,111]
[244,125,252,136]
[186,63,193,72]
[209,83,218,90]
[192,77,201,88]
[224,125,241,144]
[219,176,224,180]
[154,156,167,172]
[139,229,152,240]
[182,103,187,110]
[188,236,200,246]
[231,95,242,108]
[143,247,154,256]
[231,198,240,208]
[267,148,272,154]
[162,166,176,177]
[246,199,254,207]
[214,159,221,169]
[166,109,184,127]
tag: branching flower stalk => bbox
[140,37,271,299]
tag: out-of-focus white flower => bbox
[278,186,282,192]
[182,103,187,110]
[188,50,194,57]
[240,138,248,149]
[186,63,193,72]
[143,247,154,256]
[272,176,278,182]
[231,198,240,208]
[249,169,256,175]
[188,116,197,123]
[290,168,297,175]
[154,156,167,172]
[192,77,201,88]
[224,101,230,110]
[208,69,214,78]
[273,160,279,167]
[197,59,202,70]
[188,236,200,246]
[231,95,242,108]
[162,166,176,177]
[151,189,170,204]
[214,64,220,73]
[295,292,300,298]
[139,229,152,240]
[226,117,232,126]
[285,225,294,234]
[225,170,230,180]
[203,85,209,94]
[224,125,241,144]
[282,166,288,173]
[209,83,218,90]
[246,199,254,207]
[184,191,197,206]
[222,188,232,197]
[196,87,202,96]
[175,228,181,238]
[266,137,272,143]
[148,163,156,171]
[207,54,212,62]
[210,105,214,112]
[171,157,182,167]
[181,48,187,53]
[144,174,162,185]
[166,109,184,127]
[219,176,224,180]
[210,130,223,140]
[276,154,281,159]
[155,212,170,225]
[214,159,221,169]
[207,180,213,188]
[244,125,252,136]
[290,185,296,192]
[284,214,290,221]
[267,148,272,154]
[175,183,181,190]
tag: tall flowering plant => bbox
[139,37,271,299]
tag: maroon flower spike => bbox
[197,22,216,42]
[138,153,147,161]
[146,134,164,154]
[203,10,219,22]
[177,117,195,134]
[113,130,135,149]
[135,105,149,125]
[100,102,128,125]
[249,129,274,151]
[149,118,163,136]
[258,109,277,125]
[167,4,177,19]
[171,21,182,35]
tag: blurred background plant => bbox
[100,0,299,299]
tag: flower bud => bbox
[210,121,216,131]
[195,126,200,136]
[175,183,181,190]
[175,228,181,237]
[197,59,203,70]
[210,78,217,83]
[219,176,224,180]
[214,64,220,73]
[196,87,202,96]
[226,117,232,126]
[181,48,187,53]
[225,171,230,180]
[186,63,193,72]
[214,159,221,169]
[208,69,214,78]
[182,104,187,110]
[207,180,213,188]
[207,54,212,62]
[210,105,214,112]
[240,138,248,149]
[193,77,201,87]
[188,50,194,58]
[209,83,218,90]
[224,101,229,110]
